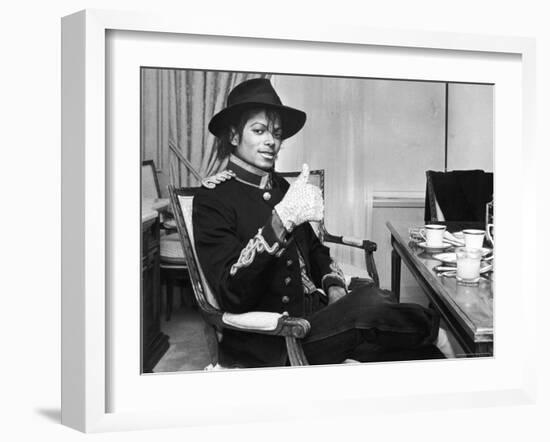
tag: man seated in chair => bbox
[194,78,454,367]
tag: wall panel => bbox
[371,205,425,290]
[273,74,446,268]
[447,83,494,172]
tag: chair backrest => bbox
[142,160,161,200]
[168,186,221,315]
[424,172,445,222]
[279,169,325,238]
[424,169,493,223]
[279,169,325,194]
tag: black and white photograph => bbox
[4,0,546,438]
[140,68,494,373]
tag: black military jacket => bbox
[193,157,344,366]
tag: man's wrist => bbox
[327,285,347,303]
[322,274,347,293]
[274,205,295,232]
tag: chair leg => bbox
[180,278,190,308]
[285,336,309,366]
[202,322,219,367]
[180,273,194,309]
[365,250,380,288]
[166,279,173,321]
[391,249,401,302]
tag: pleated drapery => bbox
[141,69,271,190]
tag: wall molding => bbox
[366,189,425,239]
[373,190,425,208]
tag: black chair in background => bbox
[424,170,493,229]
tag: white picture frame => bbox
[61,9,537,433]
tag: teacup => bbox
[463,229,485,249]
[423,224,446,247]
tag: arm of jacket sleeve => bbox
[193,193,290,313]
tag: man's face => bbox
[232,110,282,171]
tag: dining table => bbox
[386,221,493,357]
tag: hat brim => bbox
[208,102,306,140]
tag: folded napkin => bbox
[444,231,465,246]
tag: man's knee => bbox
[348,285,397,304]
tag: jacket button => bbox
[286,259,293,267]
[284,276,292,286]
[263,192,271,201]
[282,295,290,304]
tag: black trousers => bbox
[301,284,444,365]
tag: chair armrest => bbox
[321,225,380,288]
[162,218,177,230]
[323,231,377,253]
[222,312,282,331]
[221,311,310,338]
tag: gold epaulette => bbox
[201,170,236,189]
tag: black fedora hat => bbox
[208,78,306,140]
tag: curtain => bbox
[141,69,271,191]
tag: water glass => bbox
[456,247,482,285]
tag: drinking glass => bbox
[456,247,482,285]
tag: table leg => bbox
[391,247,401,302]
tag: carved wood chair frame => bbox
[168,185,311,367]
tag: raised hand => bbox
[275,164,324,232]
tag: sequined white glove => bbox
[275,164,324,232]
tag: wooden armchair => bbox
[168,185,311,367]
[279,170,379,287]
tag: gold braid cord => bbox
[230,228,280,276]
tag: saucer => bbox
[417,242,453,252]
[432,252,458,265]
[480,247,492,257]
[433,248,493,265]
